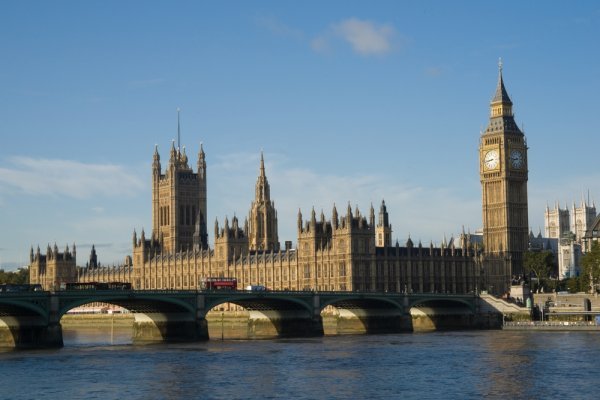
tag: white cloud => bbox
[255,16,399,58]
[0,157,144,199]
[332,18,396,56]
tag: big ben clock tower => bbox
[480,60,529,295]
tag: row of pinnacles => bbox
[30,243,76,263]
[28,65,529,294]
[29,244,77,290]
[29,241,135,290]
[542,196,599,279]
[30,122,483,293]
[544,197,597,249]
[29,142,484,293]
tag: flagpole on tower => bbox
[177,108,181,151]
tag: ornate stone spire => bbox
[332,203,338,228]
[255,151,270,202]
[491,58,513,106]
[153,144,161,173]
[248,151,279,251]
[197,142,206,179]
[169,139,177,165]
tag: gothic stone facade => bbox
[30,147,483,294]
[129,201,481,294]
[32,67,532,295]
[479,64,529,294]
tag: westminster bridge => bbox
[0,290,501,349]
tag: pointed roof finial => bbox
[492,58,512,105]
[260,150,265,175]
[177,108,181,152]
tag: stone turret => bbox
[215,215,249,262]
[29,243,77,290]
[89,245,98,268]
[376,199,392,247]
[150,114,208,254]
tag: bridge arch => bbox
[409,297,476,313]
[202,293,319,339]
[0,298,49,319]
[57,294,196,319]
[203,294,313,315]
[56,292,202,345]
[408,297,476,331]
[319,295,407,335]
[320,295,403,312]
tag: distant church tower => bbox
[248,152,279,251]
[376,200,392,247]
[480,61,529,293]
[545,202,570,239]
[151,111,208,253]
[571,196,596,243]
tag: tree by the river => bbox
[0,267,29,284]
[582,242,600,293]
[523,250,556,292]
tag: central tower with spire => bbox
[479,60,529,294]
[150,111,208,253]
[248,152,279,251]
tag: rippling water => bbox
[1,328,599,399]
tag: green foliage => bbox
[582,242,600,293]
[0,267,29,284]
[564,277,585,293]
[523,250,556,292]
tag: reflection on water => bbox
[63,326,133,346]
[2,330,600,400]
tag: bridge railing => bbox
[1,288,479,298]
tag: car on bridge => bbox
[245,285,267,292]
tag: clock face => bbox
[484,150,499,170]
[510,150,524,169]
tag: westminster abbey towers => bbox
[480,62,529,292]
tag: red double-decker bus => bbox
[199,277,237,291]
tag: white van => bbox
[245,285,267,292]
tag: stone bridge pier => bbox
[0,295,63,349]
[125,294,209,344]
[132,312,208,344]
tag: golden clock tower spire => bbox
[479,61,529,295]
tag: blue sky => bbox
[1,1,599,269]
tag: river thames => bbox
[1,328,599,399]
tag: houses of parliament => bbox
[29,65,529,296]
